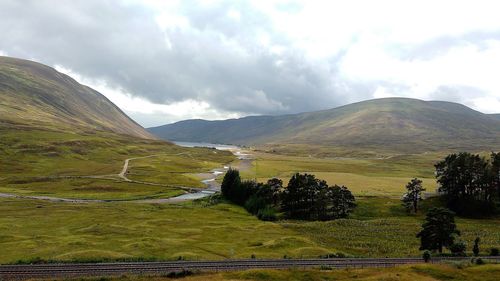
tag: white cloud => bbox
[2,0,500,127]
[54,65,241,127]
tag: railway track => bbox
[1,257,499,280]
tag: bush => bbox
[490,248,499,256]
[449,240,467,256]
[423,251,431,263]
[244,195,267,215]
[165,269,193,278]
[475,258,485,265]
[257,206,277,221]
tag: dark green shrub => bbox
[490,248,499,256]
[473,237,480,256]
[449,240,467,256]
[423,251,431,263]
[257,206,277,221]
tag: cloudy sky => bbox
[1,0,500,127]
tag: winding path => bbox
[0,148,252,204]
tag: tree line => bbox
[435,152,499,216]
[221,169,356,221]
[401,152,499,216]
[402,152,500,256]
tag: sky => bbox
[1,0,500,127]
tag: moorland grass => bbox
[0,197,498,264]
[0,178,184,200]
[242,151,441,196]
[0,129,234,180]
[127,152,232,188]
[0,198,327,264]
[0,128,234,197]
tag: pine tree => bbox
[473,237,480,256]
[402,178,425,213]
[221,168,240,201]
[417,207,460,253]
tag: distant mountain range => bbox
[0,56,154,139]
[149,98,500,153]
[2,56,499,155]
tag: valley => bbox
[0,57,499,279]
[3,1,500,279]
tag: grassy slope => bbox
[127,150,232,187]
[149,98,500,155]
[0,56,234,199]
[0,56,153,139]
[0,197,498,263]
[0,128,233,199]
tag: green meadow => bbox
[0,178,184,200]
[0,128,233,199]
[241,151,441,196]
[0,196,499,264]
[1,128,499,265]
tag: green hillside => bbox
[0,56,153,139]
[0,56,233,192]
[149,98,500,154]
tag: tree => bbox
[232,180,258,205]
[417,207,460,253]
[281,173,328,220]
[327,185,356,219]
[402,178,425,213]
[491,152,500,199]
[265,178,283,206]
[473,237,480,256]
[435,152,497,215]
[281,173,356,220]
[221,168,241,201]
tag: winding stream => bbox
[161,141,253,202]
[0,142,253,204]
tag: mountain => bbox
[0,56,154,139]
[148,98,500,154]
[490,114,500,121]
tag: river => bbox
[166,141,252,201]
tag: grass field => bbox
[127,151,233,188]
[0,129,233,179]
[0,128,234,198]
[1,128,499,266]
[26,263,500,281]
[0,178,184,200]
[0,196,498,264]
[242,151,441,196]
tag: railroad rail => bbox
[1,257,499,280]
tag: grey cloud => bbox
[1,0,497,125]
[432,85,486,106]
[0,0,342,118]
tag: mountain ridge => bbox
[0,56,154,139]
[148,98,500,153]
